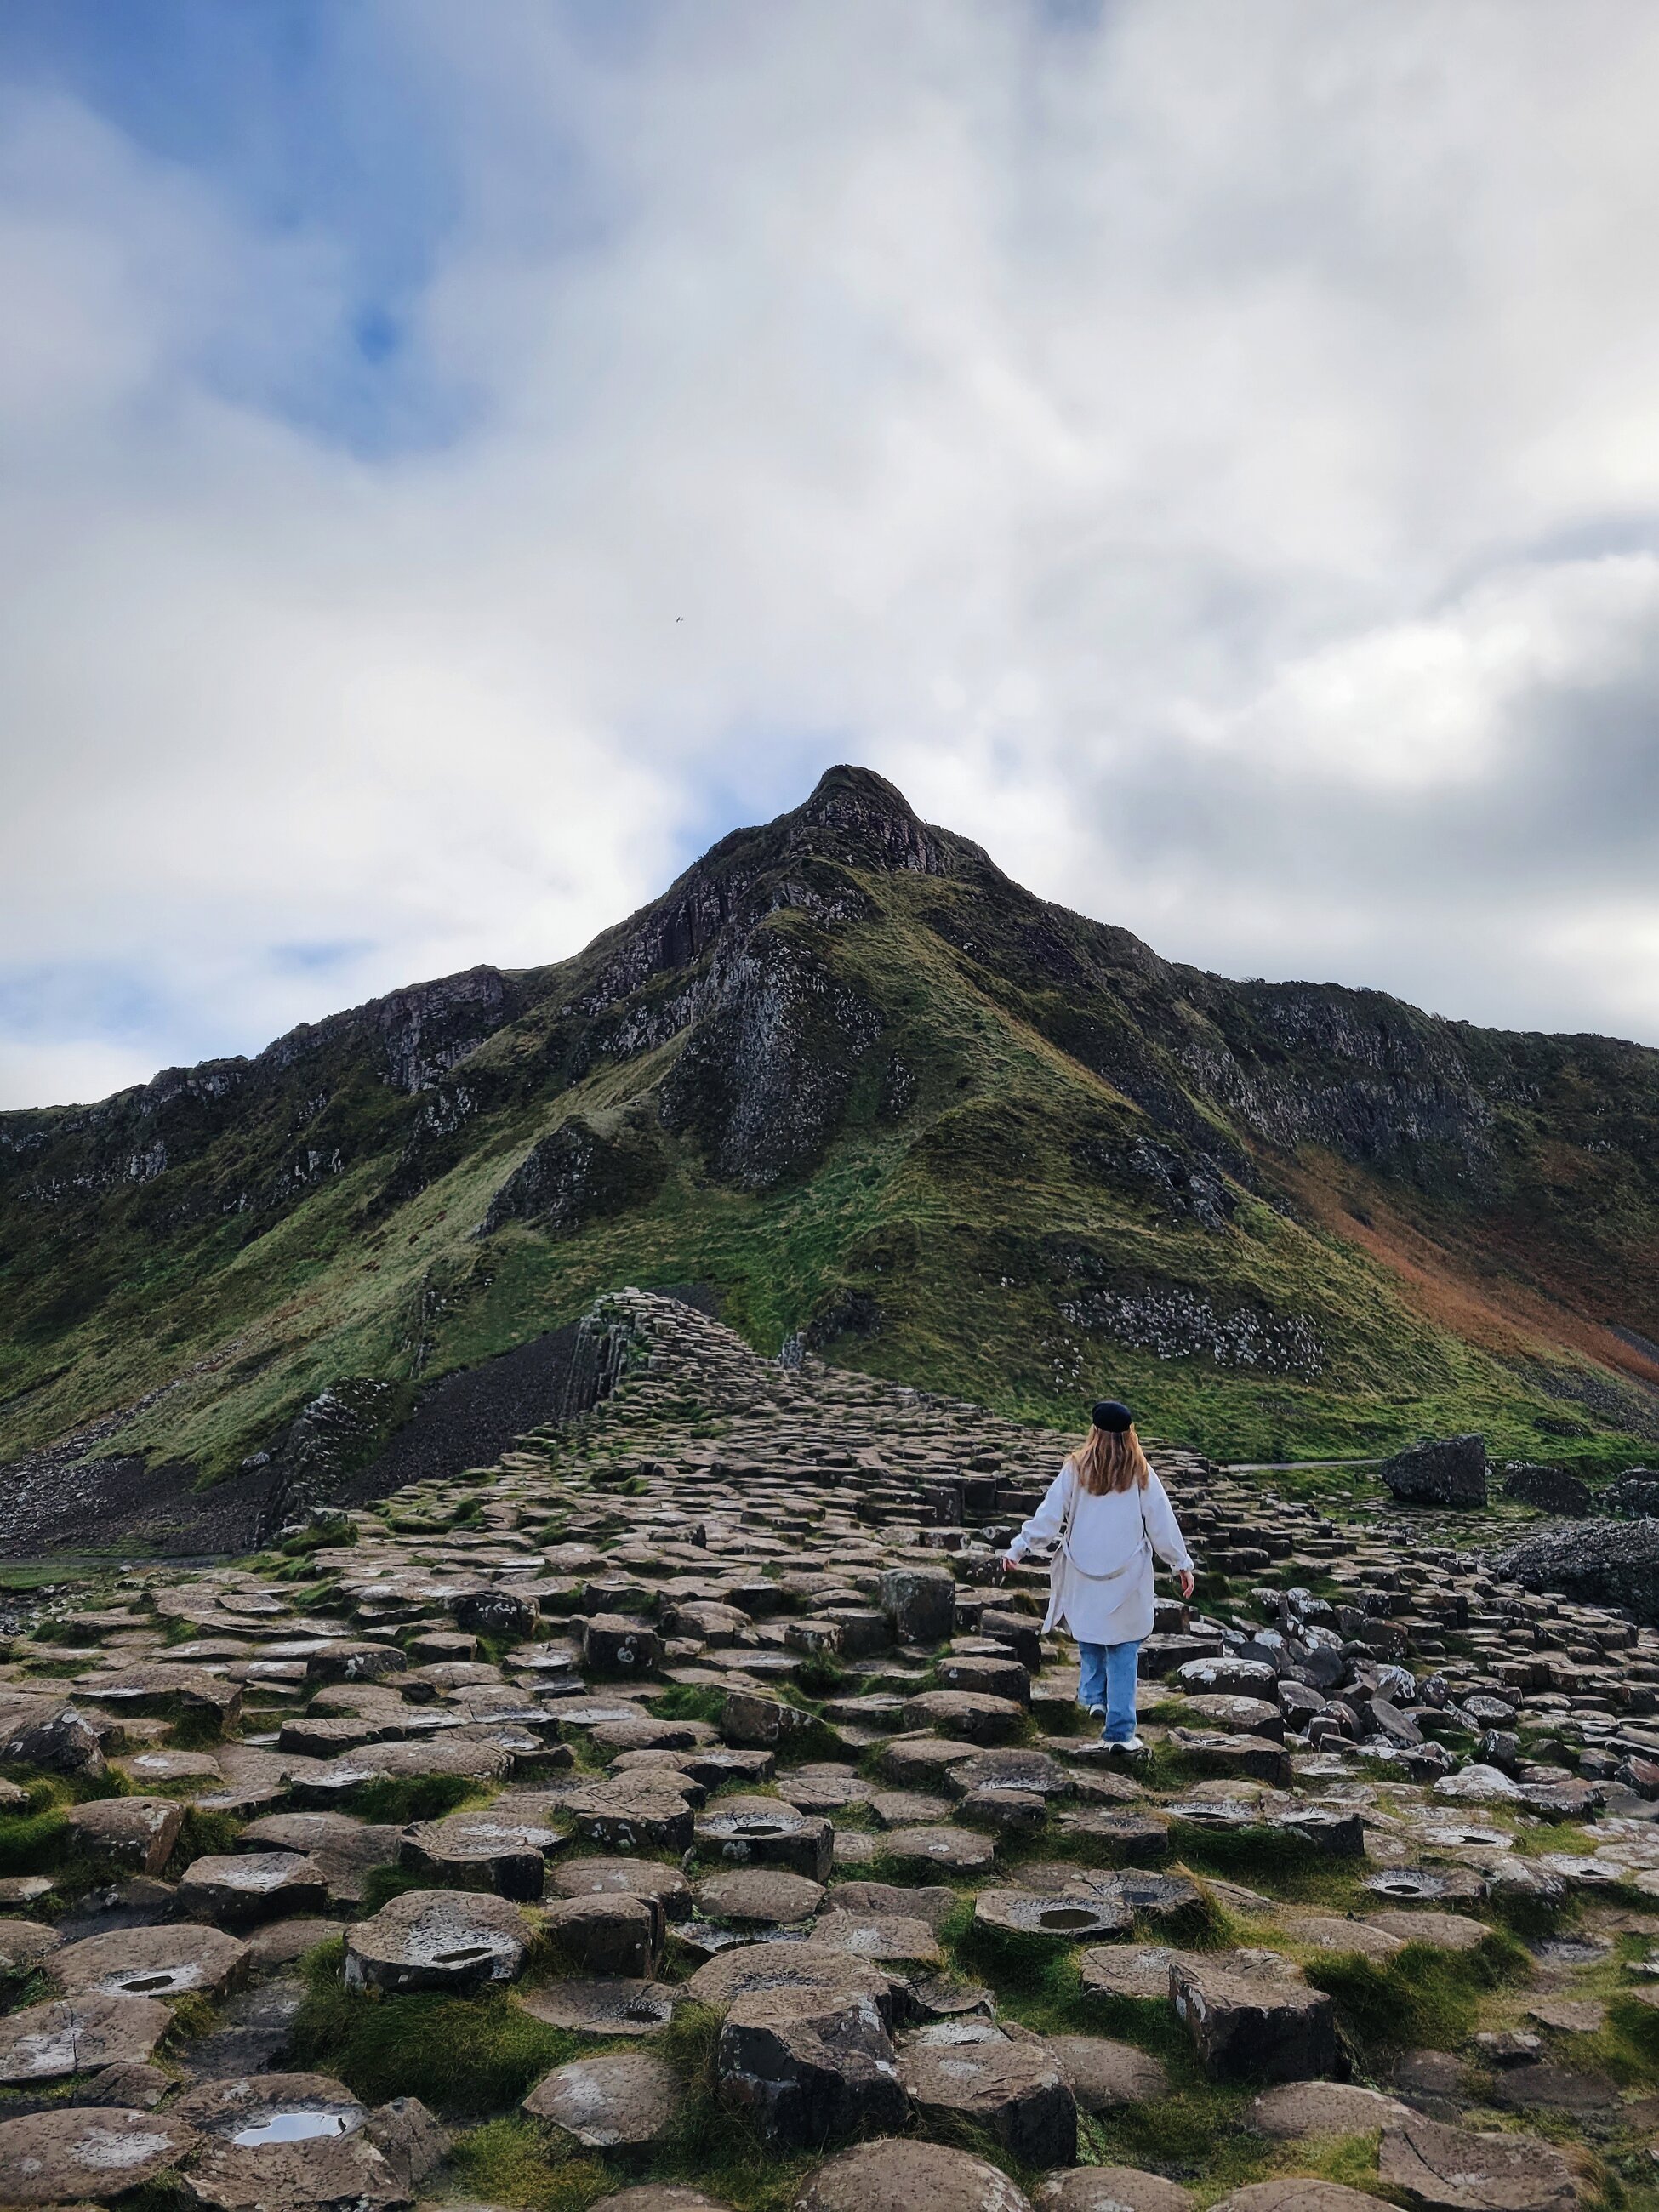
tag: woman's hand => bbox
[1178,1569,1194,1599]
[1000,1553,1020,1576]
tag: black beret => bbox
[1092,1399,1133,1433]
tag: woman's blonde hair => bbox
[1069,1422,1149,1496]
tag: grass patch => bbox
[452,2115,607,2212]
[358,1863,441,1913]
[162,1807,243,1874]
[1304,1931,1531,2056]
[337,1773,482,1826]
[0,1806,69,1878]
[647,1686,728,1729]
[289,1973,579,2116]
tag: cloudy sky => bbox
[5,1,1659,1110]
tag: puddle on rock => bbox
[231,2112,351,2146]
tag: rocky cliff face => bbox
[3,763,1659,1512]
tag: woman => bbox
[1001,1398,1194,1753]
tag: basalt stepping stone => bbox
[1250,2081,1412,2136]
[175,1853,331,1927]
[776,1777,869,1817]
[244,1918,339,1970]
[878,1736,981,1787]
[1058,1810,1171,1862]
[869,1790,954,1827]
[1211,2188,1390,2212]
[294,1736,515,1806]
[826,1881,957,1930]
[795,2138,1030,2212]
[880,1826,996,1875]
[172,2068,367,2139]
[1080,1944,1197,2001]
[1364,1910,1491,1953]
[518,1979,678,2036]
[1035,2169,1191,2212]
[116,1749,224,1788]
[1379,2113,1577,2212]
[718,1978,906,2151]
[400,1809,565,1900]
[54,1877,178,1946]
[0,1878,57,1909]
[583,1616,665,1677]
[303,1641,408,1685]
[276,1715,391,1758]
[64,1797,183,1878]
[0,1994,174,2084]
[1044,2036,1169,2109]
[0,1920,59,1981]
[898,2036,1076,2165]
[975,1889,1133,1942]
[686,1944,901,2023]
[0,2103,201,2204]
[1181,1695,1286,1741]
[1172,1956,1337,2083]
[696,1869,824,1924]
[237,1814,402,1906]
[1366,1869,1481,1905]
[1485,2061,1619,2114]
[543,1893,663,1977]
[182,2099,411,2212]
[548,1858,693,1920]
[946,1752,1066,1804]
[608,1752,710,1804]
[1527,1998,1605,2032]
[809,1913,944,1964]
[345,1889,529,1993]
[1174,1657,1280,1701]
[524,2051,680,2146]
[590,1716,715,1753]
[1108,1870,1202,1924]
[50,1924,250,2004]
[694,1797,833,1881]
[567,1776,697,1853]
[593,2193,733,2212]
[938,1655,1031,1704]
[1166,1730,1291,1785]
[1276,1913,1405,1962]
[900,1691,1027,1746]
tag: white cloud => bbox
[8,0,1659,1105]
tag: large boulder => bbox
[1602,1469,1659,1519]
[1492,1517,1659,1625]
[1380,1436,1486,1508]
[1499,1463,1591,1518]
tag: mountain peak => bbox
[789,762,970,876]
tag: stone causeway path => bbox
[0,1289,1657,2212]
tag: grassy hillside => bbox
[3,765,1658,1499]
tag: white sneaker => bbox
[1079,1703,1105,1718]
[1104,1735,1146,1755]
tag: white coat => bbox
[1007,1463,1193,1645]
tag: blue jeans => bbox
[1077,1639,1143,1742]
